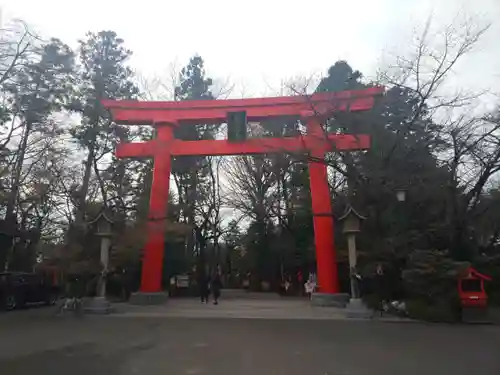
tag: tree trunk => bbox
[186,171,197,258]
[75,142,95,225]
[5,122,32,221]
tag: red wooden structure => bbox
[103,86,384,296]
[458,266,492,308]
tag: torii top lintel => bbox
[102,87,384,126]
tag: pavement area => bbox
[113,297,393,320]
[1,296,499,375]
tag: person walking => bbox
[304,274,316,299]
[297,270,304,296]
[374,263,389,315]
[211,270,223,305]
[198,269,210,304]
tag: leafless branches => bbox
[136,59,181,101]
[0,20,40,148]
[0,19,40,87]
[222,155,277,222]
[137,59,235,101]
[379,15,491,119]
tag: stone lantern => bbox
[339,206,364,234]
[339,205,372,319]
[85,208,114,314]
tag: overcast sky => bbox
[2,0,499,98]
[1,0,498,224]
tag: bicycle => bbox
[55,296,84,317]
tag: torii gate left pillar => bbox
[103,87,383,305]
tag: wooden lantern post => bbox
[85,209,114,314]
[339,206,365,299]
[339,205,373,318]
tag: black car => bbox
[0,272,60,311]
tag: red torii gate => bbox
[103,86,383,301]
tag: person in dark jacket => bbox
[211,271,223,305]
[198,270,210,304]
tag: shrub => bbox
[402,249,467,322]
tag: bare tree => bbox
[0,20,40,199]
[194,156,225,261]
[136,59,181,101]
[223,155,277,223]
[379,16,498,257]
[379,15,490,122]
[0,20,39,87]
[137,59,234,101]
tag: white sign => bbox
[176,275,189,288]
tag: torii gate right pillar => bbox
[307,118,349,307]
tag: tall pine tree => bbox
[172,55,216,269]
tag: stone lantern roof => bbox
[338,205,366,234]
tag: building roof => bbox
[462,266,492,281]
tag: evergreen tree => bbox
[69,31,139,224]
[172,55,216,267]
[1,38,74,270]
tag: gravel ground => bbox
[0,307,499,375]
